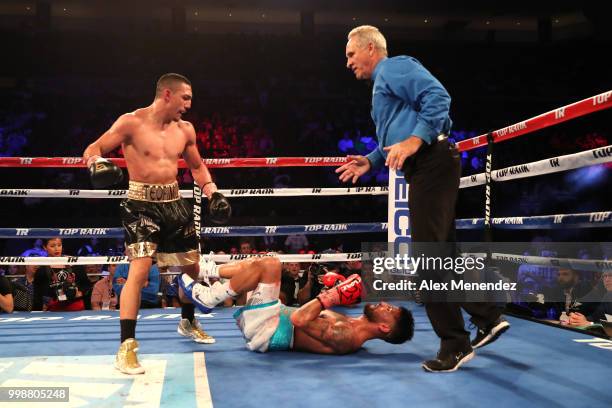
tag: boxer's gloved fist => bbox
[208,192,231,225]
[317,274,363,308]
[321,272,346,288]
[87,156,123,188]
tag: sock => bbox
[226,281,238,298]
[120,319,136,343]
[181,303,195,323]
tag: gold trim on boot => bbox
[115,338,145,375]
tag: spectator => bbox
[261,235,279,252]
[14,264,37,298]
[569,272,612,327]
[0,275,14,313]
[338,131,355,153]
[78,263,104,310]
[33,238,90,312]
[542,268,593,319]
[20,239,47,257]
[284,234,309,253]
[279,262,309,306]
[113,263,161,308]
[354,132,377,155]
[83,264,103,285]
[106,239,125,257]
[12,265,37,311]
[239,239,254,254]
[77,238,103,257]
[91,264,119,310]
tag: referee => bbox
[336,25,509,372]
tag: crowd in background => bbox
[2,237,610,333]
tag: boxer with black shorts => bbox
[83,73,231,374]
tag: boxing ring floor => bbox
[1,304,611,408]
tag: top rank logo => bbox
[204,158,231,165]
[497,122,528,137]
[59,228,110,236]
[304,224,348,232]
[230,189,274,195]
[304,157,345,164]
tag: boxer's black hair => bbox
[384,307,414,344]
[156,73,192,97]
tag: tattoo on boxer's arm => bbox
[304,318,353,354]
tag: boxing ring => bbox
[1,91,611,407]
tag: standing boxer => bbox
[83,73,231,374]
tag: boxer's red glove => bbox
[317,274,362,308]
[87,156,123,188]
[321,271,346,288]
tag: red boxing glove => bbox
[321,272,346,288]
[317,274,362,309]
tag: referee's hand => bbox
[335,155,371,184]
[383,136,423,171]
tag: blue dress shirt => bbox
[367,56,452,169]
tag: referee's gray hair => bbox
[348,25,388,56]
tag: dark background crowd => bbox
[0,1,610,332]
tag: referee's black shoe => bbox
[422,347,475,373]
[471,317,510,349]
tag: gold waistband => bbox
[127,181,180,202]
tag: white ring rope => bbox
[2,252,611,273]
[459,144,612,188]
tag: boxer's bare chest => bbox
[126,122,186,162]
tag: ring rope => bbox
[0,223,388,238]
[1,91,609,169]
[0,211,610,238]
[456,211,612,230]
[0,186,390,198]
[456,90,612,152]
[472,253,612,273]
[0,156,350,169]
[459,144,612,188]
[0,252,363,265]
[2,252,611,273]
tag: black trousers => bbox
[403,139,500,353]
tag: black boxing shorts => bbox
[120,180,199,267]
